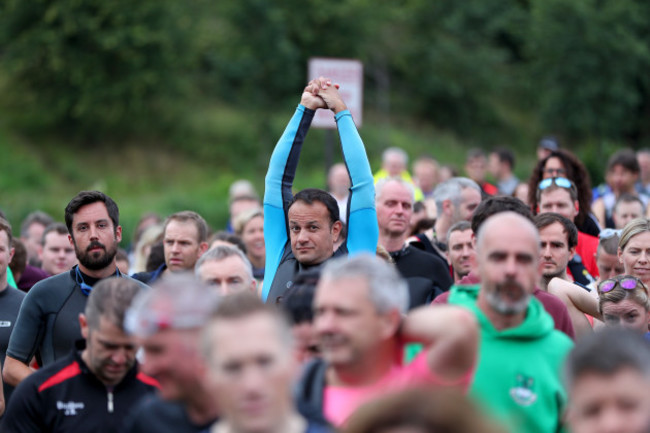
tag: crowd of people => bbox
[0,77,649,432]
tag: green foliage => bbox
[529,0,650,141]
[0,0,197,138]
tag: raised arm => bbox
[401,305,478,384]
[262,83,326,301]
[317,79,378,255]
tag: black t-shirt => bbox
[123,394,216,433]
[0,286,26,404]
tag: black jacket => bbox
[3,346,158,433]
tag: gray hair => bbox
[382,147,409,166]
[86,277,143,331]
[195,244,254,281]
[320,254,409,314]
[125,272,219,337]
[433,177,481,214]
[375,177,415,204]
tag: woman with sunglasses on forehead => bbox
[528,149,601,237]
[597,275,650,339]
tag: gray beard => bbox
[485,290,531,316]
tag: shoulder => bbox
[20,354,81,393]
[29,272,75,295]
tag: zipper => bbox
[107,388,114,413]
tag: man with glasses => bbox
[537,177,599,284]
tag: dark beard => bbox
[76,240,117,271]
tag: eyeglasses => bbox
[599,228,622,240]
[538,177,574,191]
[598,276,646,293]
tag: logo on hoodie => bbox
[509,374,537,406]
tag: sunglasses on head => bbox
[599,228,622,240]
[538,177,574,191]
[598,276,645,293]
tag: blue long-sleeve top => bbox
[262,105,378,302]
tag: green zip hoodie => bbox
[449,285,573,433]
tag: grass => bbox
[0,98,608,245]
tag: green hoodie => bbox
[449,285,573,433]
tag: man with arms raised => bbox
[263,78,377,303]
[296,254,477,427]
[203,293,332,433]
[376,177,452,307]
[3,277,158,432]
[133,211,209,284]
[4,191,144,387]
[123,274,220,432]
[195,244,257,296]
[447,212,573,433]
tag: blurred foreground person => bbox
[123,274,220,432]
[447,212,574,433]
[263,77,377,303]
[297,254,477,427]
[343,388,506,433]
[202,293,332,433]
[565,328,650,433]
[3,278,157,432]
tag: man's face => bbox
[0,231,14,282]
[70,202,121,271]
[197,256,255,296]
[207,313,294,432]
[608,165,638,195]
[241,216,265,261]
[376,181,413,238]
[141,329,205,401]
[164,220,207,272]
[613,201,644,230]
[539,222,574,279]
[21,222,46,263]
[597,250,625,280]
[81,315,137,386]
[314,276,396,368]
[413,161,437,193]
[488,153,501,178]
[448,229,475,280]
[384,154,405,177]
[465,156,487,183]
[229,199,260,221]
[539,188,578,221]
[453,188,482,224]
[287,201,340,266]
[40,231,76,275]
[568,369,650,433]
[478,217,540,316]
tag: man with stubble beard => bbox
[3,191,147,387]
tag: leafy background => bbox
[1,0,648,243]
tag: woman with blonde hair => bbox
[617,217,650,287]
[234,208,265,280]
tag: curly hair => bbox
[528,149,593,226]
